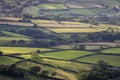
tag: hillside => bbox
[0,0,120,17]
[0,0,120,80]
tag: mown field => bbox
[0,47,52,54]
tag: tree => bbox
[36,50,40,53]
[30,66,41,74]
[51,72,57,77]
[0,51,3,56]
[41,70,50,77]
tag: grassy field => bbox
[0,56,19,65]
[37,3,67,10]
[0,21,33,27]
[76,55,120,66]
[0,47,52,54]
[40,50,95,60]
[102,48,120,54]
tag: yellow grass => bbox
[47,28,105,33]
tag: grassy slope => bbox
[17,61,77,80]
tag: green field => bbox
[0,47,52,54]
[37,3,67,10]
[102,48,120,54]
[40,50,95,60]
[0,56,19,65]
[76,55,120,66]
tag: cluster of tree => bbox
[87,32,120,42]
[10,40,26,46]
[69,34,88,43]
[28,40,58,47]
[17,29,60,40]
[0,64,24,78]
[78,61,120,80]
[0,31,5,36]
[29,66,57,77]
[0,51,3,56]
[9,39,59,48]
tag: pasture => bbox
[102,48,120,54]
[0,56,19,65]
[75,55,120,66]
[0,47,52,54]
[40,50,95,60]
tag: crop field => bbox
[75,55,120,66]
[102,48,120,54]
[0,47,52,54]
[40,50,95,60]
[0,56,19,65]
